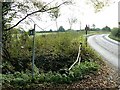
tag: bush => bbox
[71,61,99,79]
[111,28,120,38]
[102,26,111,31]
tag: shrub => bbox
[2,74,14,84]
[102,26,111,31]
[111,28,120,38]
[71,61,99,80]
[11,78,27,86]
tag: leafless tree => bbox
[68,17,77,30]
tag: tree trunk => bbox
[0,2,2,73]
[55,19,58,31]
[70,23,72,30]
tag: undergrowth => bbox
[1,61,99,89]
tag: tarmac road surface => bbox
[88,34,120,69]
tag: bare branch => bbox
[90,0,97,6]
[5,1,68,31]
[28,17,45,31]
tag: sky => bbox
[14,0,119,31]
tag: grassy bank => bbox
[109,34,120,42]
[109,28,120,42]
[2,31,115,89]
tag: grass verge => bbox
[109,34,120,42]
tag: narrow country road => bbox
[88,34,120,69]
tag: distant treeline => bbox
[36,25,111,33]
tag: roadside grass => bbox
[88,31,110,34]
[109,34,120,42]
[109,28,120,42]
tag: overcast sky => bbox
[15,0,119,31]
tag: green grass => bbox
[36,30,110,36]
[109,34,120,42]
[87,31,110,36]
[35,32,57,35]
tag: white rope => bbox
[68,43,82,70]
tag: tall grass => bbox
[34,32,83,72]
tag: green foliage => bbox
[2,30,32,73]
[70,61,99,80]
[58,26,65,32]
[111,28,120,38]
[109,28,120,42]
[1,61,99,89]
[102,26,111,31]
[2,74,14,84]
[49,7,60,19]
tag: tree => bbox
[49,29,53,32]
[4,0,72,31]
[49,7,60,31]
[79,21,81,30]
[0,2,2,64]
[2,2,14,61]
[92,24,96,29]
[88,0,115,12]
[3,0,112,31]
[68,17,77,30]
[96,28,101,31]
[58,26,65,32]
[91,24,96,31]
[119,22,120,28]
[102,26,111,31]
